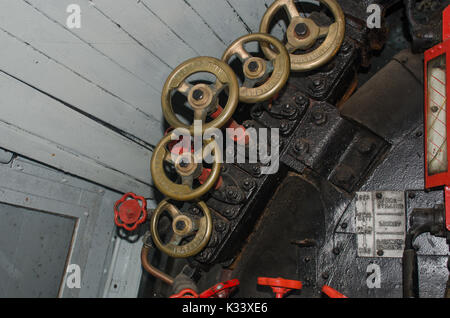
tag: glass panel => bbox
[427,54,447,175]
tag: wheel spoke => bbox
[181,175,194,188]
[165,203,181,219]
[178,81,193,96]
[318,24,331,38]
[164,151,175,164]
[285,41,298,54]
[168,233,183,246]
[243,77,258,88]
[285,0,301,19]
[193,108,208,122]
[191,218,200,231]
[234,43,252,62]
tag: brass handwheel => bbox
[260,0,345,72]
[161,56,239,133]
[151,199,212,258]
[150,133,222,201]
[222,33,290,104]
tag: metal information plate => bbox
[355,191,406,258]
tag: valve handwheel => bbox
[161,56,239,133]
[260,0,345,72]
[150,133,222,201]
[222,33,290,104]
[114,193,147,231]
[151,199,213,258]
[258,277,303,298]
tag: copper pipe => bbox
[140,245,174,285]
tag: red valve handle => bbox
[322,285,347,298]
[170,289,199,298]
[199,279,240,298]
[169,279,240,299]
[114,192,147,231]
[210,106,248,145]
[258,277,302,298]
[198,168,223,190]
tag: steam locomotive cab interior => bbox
[0,0,449,299]
[131,0,450,298]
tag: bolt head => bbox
[248,61,259,72]
[175,220,186,231]
[295,23,308,37]
[294,140,309,154]
[313,79,323,87]
[192,89,204,101]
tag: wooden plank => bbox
[92,0,198,68]
[0,28,163,146]
[0,0,163,141]
[0,72,153,196]
[141,0,227,58]
[184,0,250,46]
[26,0,172,97]
[227,0,286,40]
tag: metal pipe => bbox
[140,245,174,285]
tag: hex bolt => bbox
[341,41,351,54]
[294,139,309,155]
[341,222,348,229]
[190,206,200,215]
[252,165,261,175]
[312,79,324,90]
[358,139,375,155]
[280,120,289,134]
[377,250,384,256]
[295,23,308,37]
[243,121,253,129]
[179,159,189,168]
[215,221,227,233]
[312,111,327,125]
[295,95,309,108]
[333,247,341,255]
[192,89,204,101]
[376,193,383,199]
[304,257,311,263]
[408,192,416,199]
[243,179,255,191]
[248,61,259,72]
[226,187,239,200]
[282,103,296,117]
[322,272,330,280]
[175,220,186,231]
[224,208,234,218]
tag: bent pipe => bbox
[141,245,174,286]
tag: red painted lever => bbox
[170,279,240,298]
[170,289,199,298]
[322,285,347,298]
[199,279,240,298]
[114,193,147,231]
[258,277,302,298]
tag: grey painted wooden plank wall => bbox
[0,0,279,195]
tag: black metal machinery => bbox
[134,0,450,298]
